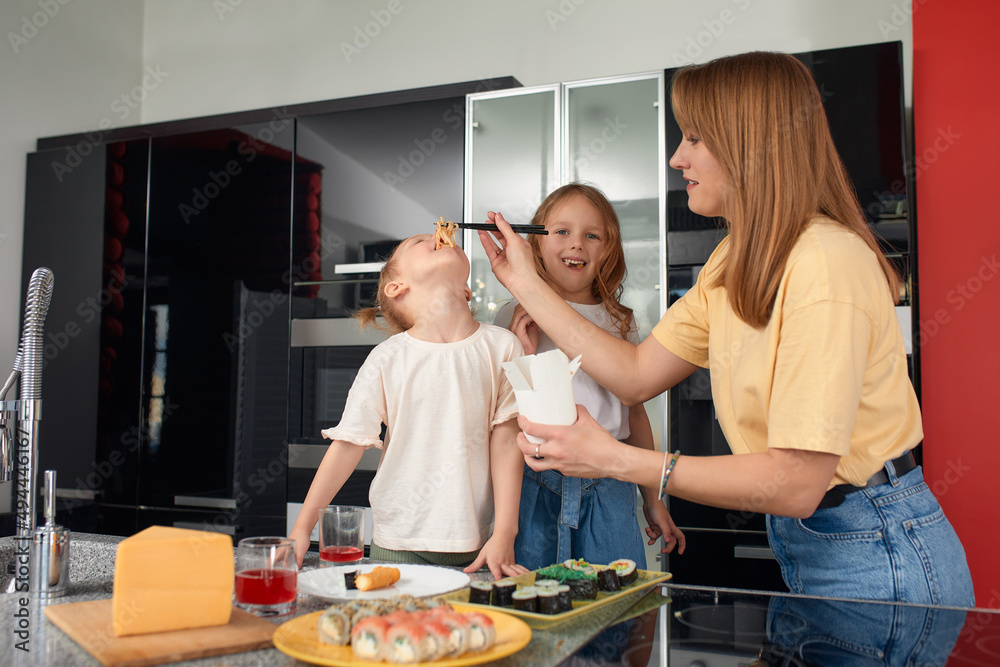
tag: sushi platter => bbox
[272,602,531,666]
[438,559,672,629]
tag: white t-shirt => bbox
[494,301,637,441]
[321,323,522,552]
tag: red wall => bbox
[914,0,1000,607]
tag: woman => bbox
[479,51,974,606]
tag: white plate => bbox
[298,563,471,602]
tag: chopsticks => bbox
[455,222,549,235]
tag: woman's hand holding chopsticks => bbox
[477,211,543,297]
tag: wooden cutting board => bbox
[45,598,276,667]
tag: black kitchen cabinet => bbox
[11,78,520,539]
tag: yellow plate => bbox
[438,568,672,629]
[272,603,531,666]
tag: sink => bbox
[0,532,124,593]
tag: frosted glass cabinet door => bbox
[565,74,666,457]
[465,86,559,322]
[565,73,664,340]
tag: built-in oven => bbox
[285,236,401,550]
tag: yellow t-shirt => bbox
[652,217,921,488]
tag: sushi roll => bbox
[421,620,452,661]
[349,605,380,627]
[463,611,496,652]
[491,579,517,607]
[385,622,429,664]
[468,580,493,605]
[434,611,471,657]
[537,588,562,615]
[595,566,621,592]
[350,616,391,661]
[533,578,559,589]
[567,577,598,600]
[317,605,352,645]
[343,569,358,590]
[511,588,538,613]
[555,584,573,612]
[563,558,594,575]
[610,558,639,586]
[382,609,413,625]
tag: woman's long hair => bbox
[528,182,634,338]
[671,51,899,328]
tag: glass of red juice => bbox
[318,505,366,565]
[235,537,297,616]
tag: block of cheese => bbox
[112,525,234,636]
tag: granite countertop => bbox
[0,533,651,666]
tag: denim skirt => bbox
[514,465,647,572]
[767,465,974,606]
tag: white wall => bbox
[0,0,913,369]
[0,0,144,372]
[140,0,913,122]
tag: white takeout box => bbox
[502,349,582,444]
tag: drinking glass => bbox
[318,505,366,564]
[234,537,297,616]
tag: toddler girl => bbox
[290,232,528,580]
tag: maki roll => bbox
[468,580,493,605]
[350,616,390,661]
[555,584,573,612]
[317,605,352,645]
[563,558,595,576]
[533,578,559,589]
[343,569,358,590]
[385,622,429,664]
[537,588,562,615]
[610,558,639,586]
[511,588,538,613]
[596,566,621,592]
[567,577,598,600]
[491,579,517,607]
[433,611,471,657]
[463,611,497,652]
[421,620,452,662]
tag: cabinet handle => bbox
[334,262,385,274]
[173,495,236,509]
[734,545,776,560]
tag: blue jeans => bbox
[766,595,967,665]
[514,466,647,571]
[767,464,975,606]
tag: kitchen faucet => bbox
[1,267,54,539]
